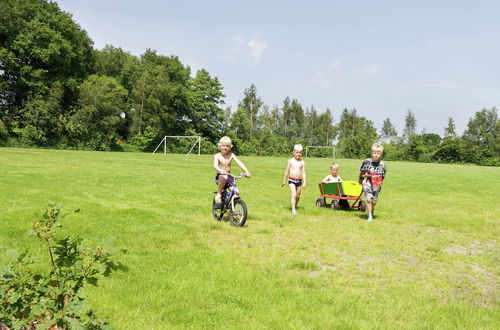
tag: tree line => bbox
[1,0,498,165]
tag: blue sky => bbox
[56,0,500,135]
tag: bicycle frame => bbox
[221,174,244,213]
[212,173,248,226]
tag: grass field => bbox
[0,148,499,329]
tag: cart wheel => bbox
[358,200,367,212]
[331,200,340,210]
[339,199,349,209]
[316,198,326,208]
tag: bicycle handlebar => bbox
[226,172,248,179]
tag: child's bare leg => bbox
[366,199,374,222]
[216,176,227,202]
[295,185,302,208]
[288,184,298,215]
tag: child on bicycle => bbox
[281,144,307,215]
[322,163,343,183]
[213,136,251,204]
[359,143,387,222]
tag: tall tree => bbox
[403,110,417,142]
[462,108,499,165]
[128,50,190,139]
[187,69,226,141]
[380,118,398,142]
[281,97,305,140]
[304,106,319,145]
[69,75,128,150]
[444,117,457,138]
[0,0,94,121]
[239,84,262,139]
[315,109,335,146]
[230,105,251,141]
[336,108,378,158]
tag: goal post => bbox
[152,136,201,155]
[305,146,337,159]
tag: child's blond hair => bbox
[371,143,384,153]
[218,136,232,146]
[330,163,340,169]
[293,144,303,152]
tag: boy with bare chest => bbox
[213,136,251,203]
[281,144,307,215]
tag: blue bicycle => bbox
[212,173,248,226]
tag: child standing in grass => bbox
[359,143,387,222]
[213,136,251,203]
[322,163,343,183]
[281,144,307,215]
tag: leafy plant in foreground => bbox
[0,203,126,329]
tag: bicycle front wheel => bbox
[212,197,224,220]
[229,199,247,227]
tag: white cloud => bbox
[314,61,341,90]
[222,35,268,67]
[248,38,268,65]
[361,64,382,74]
[420,82,464,90]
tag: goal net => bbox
[305,146,337,159]
[152,136,201,155]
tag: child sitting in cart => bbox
[322,163,343,183]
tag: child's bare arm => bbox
[302,162,307,188]
[281,161,290,187]
[233,155,251,177]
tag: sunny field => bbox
[0,148,499,329]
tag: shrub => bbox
[0,203,126,329]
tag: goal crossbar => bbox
[153,136,201,155]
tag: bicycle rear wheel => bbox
[229,199,247,226]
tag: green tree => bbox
[0,0,93,121]
[128,50,190,141]
[94,45,131,78]
[380,118,398,142]
[407,133,441,162]
[315,109,335,146]
[304,106,318,145]
[462,108,499,165]
[434,136,463,163]
[444,117,457,138]
[403,110,417,142]
[69,75,128,150]
[282,97,305,140]
[336,108,378,158]
[187,69,226,141]
[16,82,65,146]
[230,105,251,141]
[239,84,263,139]
[258,104,282,135]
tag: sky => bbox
[55,0,500,135]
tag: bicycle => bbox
[212,173,248,226]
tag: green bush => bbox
[0,203,126,329]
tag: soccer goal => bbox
[152,136,201,155]
[305,146,337,159]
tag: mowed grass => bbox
[0,148,499,329]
